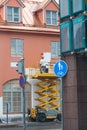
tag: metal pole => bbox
[22,87,26,130]
[6,103,8,124]
[60,77,64,130]
[22,58,26,130]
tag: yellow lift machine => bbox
[28,72,61,122]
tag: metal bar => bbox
[22,87,26,130]
[6,103,8,124]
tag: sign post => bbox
[18,59,26,130]
[54,60,68,130]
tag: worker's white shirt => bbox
[40,59,48,67]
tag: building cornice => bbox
[0,25,60,35]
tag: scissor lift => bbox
[29,73,61,122]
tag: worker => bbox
[40,58,48,73]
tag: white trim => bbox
[42,8,44,24]
[4,5,6,20]
[2,0,25,8]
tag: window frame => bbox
[46,10,58,26]
[11,38,24,57]
[7,6,20,23]
[51,41,60,58]
[3,80,31,113]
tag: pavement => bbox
[0,122,19,128]
[0,120,62,129]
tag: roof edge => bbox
[0,0,25,8]
[34,0,58,13]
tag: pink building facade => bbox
[0,0,60,118]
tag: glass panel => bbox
[73,23,82,49]
[52,12,57,25]
[60,21,72,53]
[73,16,86,50]
[46,11,51,25]
[51,42,59,58]
[46,11,57,25]
[11,39,16,56]
[57,42,60,56]
[3,92,11,112]
[7,7,20,22]
[72,0,84,13]
[60,0,70,18]
[3,79,31,113]
[3,83,11,91]
[61,27,69,52]
[13,92,21,112]
[11,39,23,57]
[7,7,12,21]
[17,40,23,56]
[14,7,19,22]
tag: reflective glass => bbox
[72,0,84,13]
[60,0,70,18]
[73,16,86,50]
[60,21,72,53]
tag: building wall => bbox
[0,0,60,117]
[0,30,59,96]
[35,1,59,26]
[0,0,23,22]
[62,55,78,130]
[77,56,87,130]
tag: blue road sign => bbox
[54,60,68,77]
[19,75,25,88]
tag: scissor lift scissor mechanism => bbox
[35,78,60,110]
[29,73,61,122]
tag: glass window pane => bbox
[60,0,71,19]
[46,11,57,25]
[7,7,12,21]
[61,27,70,52]
[17,40,23,55]
[3,79,31,113]
[13,92,21,112]
[73,16,86,50]
[11,39,16,56]
[3,92,11,112]
[11,39,23,57]
[14,7,19,14]
[52,12,57,25]
[14,7,19,22]
[72,0,84,13]
[51,42,60,58]
[60,21,72,53]
[7,7,20,22]
[46,11,51,25]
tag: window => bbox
[72,0,84,14]
[60,0,71,19]
[60,21,72,53]
[3,80,31,113]
[11,39,23,57]
[51,41,60,58]
[7,7,20,22]
[46,10,58,25]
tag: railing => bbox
[28,62,55,78]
